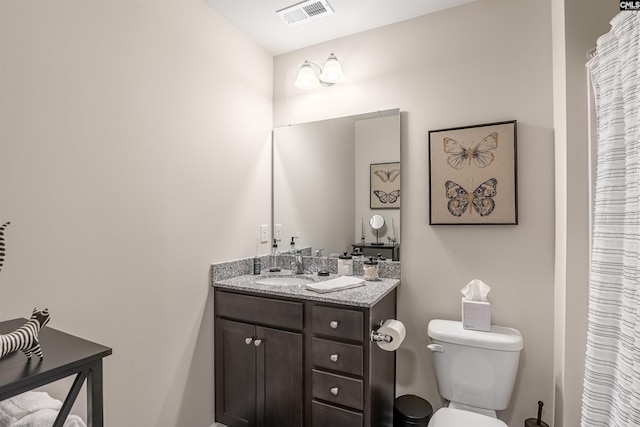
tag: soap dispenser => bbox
[269,239,281,272]
[253,255,261,275]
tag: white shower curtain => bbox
[582,11,640,427]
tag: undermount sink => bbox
[254,276,315,287]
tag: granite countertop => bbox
[213,269,399,308]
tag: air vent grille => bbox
[304,2,328,17]
[277,0,334,26]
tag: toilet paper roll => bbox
[376,319,406,351]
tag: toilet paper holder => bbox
[370,320,394,343]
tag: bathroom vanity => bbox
[214,107,402,426]
[212,264,399,427]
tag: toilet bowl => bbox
[426,319,523,427]
[428,407,507,427]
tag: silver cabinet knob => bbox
[330,320,339,329]
[245,337,253,345]
[254,339,262,347]
[330,354,339,363]
[330,387,339,396]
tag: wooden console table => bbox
[0,318,112,427]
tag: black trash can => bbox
[394,394,433,427]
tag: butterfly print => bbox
[445,178,497,217]
[443,132,498,170]
[374,169,400,183]
[373,190,400,204]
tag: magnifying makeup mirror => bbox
[370,214,385,245]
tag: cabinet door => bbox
[215,319,257,427]
[256,326,303,427]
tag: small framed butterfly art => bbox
[428,120,517,225]
[370,162,401,209]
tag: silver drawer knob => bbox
[245,337,253,345]
[330,320,339,329]
[330,354,339,363]
[254,339,262,347]
[330,387,339,396]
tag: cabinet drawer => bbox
[312,305,363,342]
[312,369,363,411]
[312,338,363,376]
[312,400,363,427]
[215,291,303,331]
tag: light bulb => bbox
[295,62,319,89]
[320,54,344,84]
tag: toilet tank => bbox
[427,319,523,411]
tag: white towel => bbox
[0,391,87,427]
[9,410,86,427]
[306,276,365,293]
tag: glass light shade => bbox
[295,62,319,89]
[320,54,344,84]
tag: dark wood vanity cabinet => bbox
[214,287,397,427]
[215,291,304,427]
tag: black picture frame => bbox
[370,162,400,209]
[428,120,517,225]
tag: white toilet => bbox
[426,319,523,427]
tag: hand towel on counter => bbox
[306,276,365,293]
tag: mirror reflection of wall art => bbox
[428,120,517,225]
[370,162,400,209]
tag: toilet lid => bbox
[428,408,507,427]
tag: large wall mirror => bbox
[273,108,400,258]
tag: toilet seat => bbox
[427,407,507,427]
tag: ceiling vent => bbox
[277,0,335,26]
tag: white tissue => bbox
[461,279,492,331]
[460,279,491,301]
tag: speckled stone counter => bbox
[211,257,400,308]
[214,271,398,308]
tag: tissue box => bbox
[462,299,491,331]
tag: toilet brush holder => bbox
[524,401,549,427]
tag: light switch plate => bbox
[260,224,268,243]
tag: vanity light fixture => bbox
[294,53,345,89]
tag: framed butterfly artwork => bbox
[370,162,400,209]
[428,120,517,225]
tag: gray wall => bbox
[274,1,555,425]
[355,115,401,245]
[0,1,273,425]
